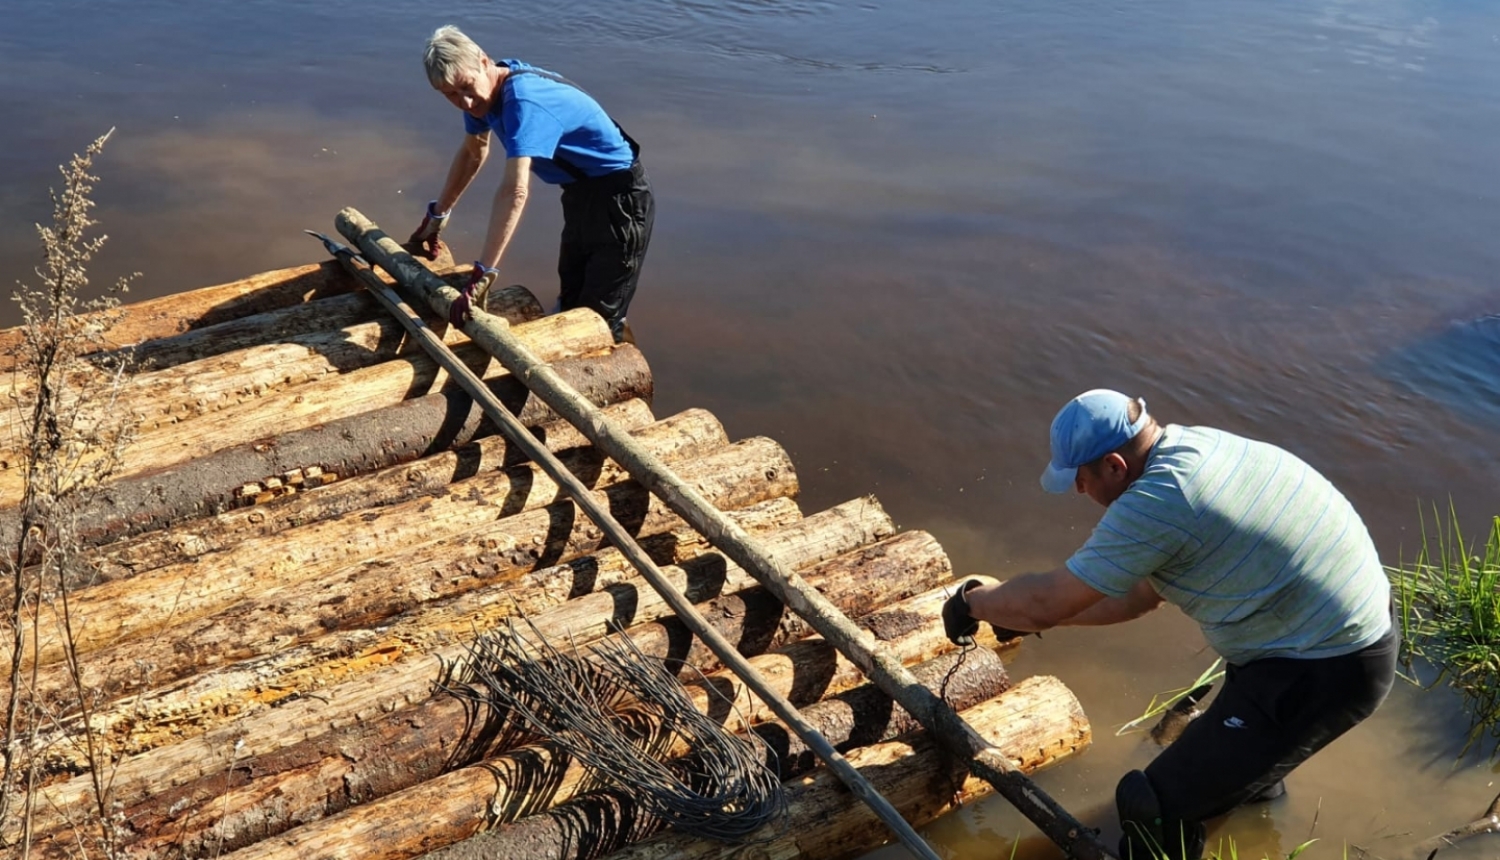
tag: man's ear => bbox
[1104,452,1129,478]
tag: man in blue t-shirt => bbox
[409,25,654,344]
[941,389,1396,860]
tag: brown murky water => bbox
[3,0,1498,857]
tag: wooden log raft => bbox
[0,340,652,552]
[78,527,948,859]
[4,437,800,712]
[17,498,887,841]
[208,673,1083,860]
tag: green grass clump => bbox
[1388,504,1500,755]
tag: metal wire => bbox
[451,616,787,843]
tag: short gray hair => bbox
[424,25,486,87]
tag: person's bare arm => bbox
[964,567,1109,633]
[477,156,532,269]
[1054,578,1164,626]
[434,132,491,214]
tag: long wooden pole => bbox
[312,229,946,860]
[335,210,1115,860]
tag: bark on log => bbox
[209,675,1084,860]
[0,285,542,447]
[4,437,798,707]
[21,498,888,843]
[88,401,676,580]
[432,648,1010,860]
[339,206,1109,860]
[94,527,939,859]
[0,343,654,551]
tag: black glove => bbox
[449,262,498,326]
[942,579,983,646]
[942,579,1034,646]
[408,200,449,261]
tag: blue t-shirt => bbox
[1065,425,1392,665]
[462,60,635,186]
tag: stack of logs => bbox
[0,255,1092,860]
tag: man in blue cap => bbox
[409,25,653,344]
[942,389,1397,860]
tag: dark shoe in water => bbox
[1245,779,1286,803]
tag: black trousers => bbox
[557,161,654,342]
[1124,626,1398,859]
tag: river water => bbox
[3,1,1498,858]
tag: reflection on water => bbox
[3,0,1499,858]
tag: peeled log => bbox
[5,437,798,705]
[0,343,653,551]
[211,675,1084,860]
[22,498,886,843]
[90,400,676,580]
[443,648,1010,860]
[0,285,543,448]
[102,523,933,859]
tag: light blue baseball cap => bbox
[1039,389,1149,494]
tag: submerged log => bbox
[90,401,680,579]
[0,343,654,551]
[23,498,889,844]
[210,675,1083,860]
[5,437,799,706]
[98,526,938,859]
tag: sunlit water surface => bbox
[3,1,1499,858]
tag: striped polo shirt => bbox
[1065,424,1391,665]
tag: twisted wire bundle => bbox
[454,617,787,842]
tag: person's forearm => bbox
[1056,596,1150,626]
[966,572,1070,633]
[435,139,487,214]
[478,178,529,269]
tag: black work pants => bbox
[557,161,654,342]
[1123,626,1398,859]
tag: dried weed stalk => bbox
[1,129,139,858]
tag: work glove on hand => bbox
[408,200,449,261]
[449,262,498,326]
[942,579,983,646]
[941,578,1033,646]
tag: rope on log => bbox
[318,225,947,860]
[337,206,1114,860]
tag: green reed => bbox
[1389,503,1500,755]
